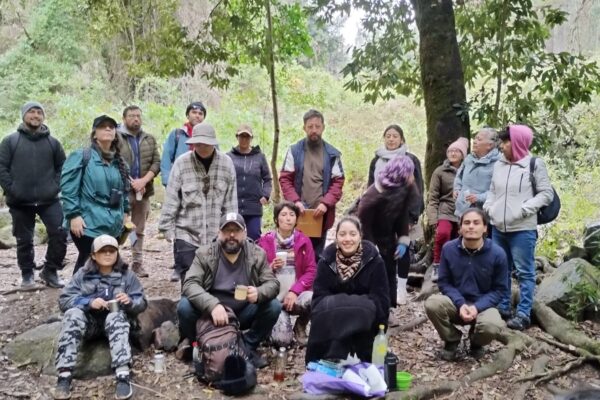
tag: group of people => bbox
[0,101,554,399]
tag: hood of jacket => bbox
[17,123,50,141]
[230,145,262,156]
[508,125,533,162]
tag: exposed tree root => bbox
[515,354,551,399]
[414,265,439,301]
[388,329,534,399]
[390,316,428,336]
[0,285,47,295]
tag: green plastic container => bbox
[396,371,413,391]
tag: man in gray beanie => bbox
[0,101,68,288]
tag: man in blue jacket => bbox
[425,208,508,361]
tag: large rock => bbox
[535,258,600,321]
[0,216,48,249]
[2,298,178,378]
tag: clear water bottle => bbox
[273,347,287,382]
[371,324,387,366]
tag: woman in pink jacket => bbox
[257,201,316,347]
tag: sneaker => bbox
[132,262,149,278]
[175,338,192,361]
[21,271,35,288]
[53,375,72,400]
[40,267,65,288]
[440,341,459,361]
[469,344,485,360]
[499,309,512,321]
[430,263,440,283]
[169,270,181,282]
[248,349,268,369]
[115,374,132,399]
[507,313,530,331]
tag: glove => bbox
[394,243,408,260]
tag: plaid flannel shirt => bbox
[158,150,238,247]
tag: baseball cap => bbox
[235,124,253,137]
[92,235,119,252]
[186,122,219,145]
[219,212,246,230]
[92,115,118,130]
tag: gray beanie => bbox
[21,101,45,120]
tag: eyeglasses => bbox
[202,176,210,195]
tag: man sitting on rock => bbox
[425,208,508,361]
[53,235,147,400]
[177,212,281,369]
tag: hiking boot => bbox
[175,338,192,361]
[248,349,268,369]
[169,270,181,282]
[499,309,512,321]
[132,262,149,278]
[21,271,35,288]
[469,344,485,360]
[507,313,530,331]
[40,267,65,288]
[115,374,132,399]
[430,263,440,283]
[53,375,72,400]
[440,341,459,361]
[293,317,309,347]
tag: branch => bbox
[0,285,47,296]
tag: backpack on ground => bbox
[193,307,250,384]
[529,157,561,224]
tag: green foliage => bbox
[565,270,600,322]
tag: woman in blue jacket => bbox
[61,115,131,274]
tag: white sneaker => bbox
[396,277,408,305]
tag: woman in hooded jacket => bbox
[483,124,553,331]
[358,156,421,313]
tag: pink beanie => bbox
[448,137,469,158]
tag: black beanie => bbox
[186,101,207,117]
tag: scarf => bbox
[336,244,363,281]
[373,144,407,182]
[276,229,295,250]
[184,122,194,151]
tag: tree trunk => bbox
[411,0,470,188]
[265,0,281,203]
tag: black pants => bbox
[174,239,198,281]
[310,236,326,264]
[9,201,67,274]
[71,235,95,275]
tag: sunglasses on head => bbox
[202,176,210,195]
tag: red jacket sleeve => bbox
[321,175,344,207]
[279,170,301,203]
[291,238,317,294]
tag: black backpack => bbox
[529,157,560,224]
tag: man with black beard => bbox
[177,213,280,368]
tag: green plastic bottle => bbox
[371,324,387,366]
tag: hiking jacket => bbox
[367,151,424,220]
[158,150,237,247]
[0,124,65,207]
[117,126,160,198]
[454,148,499,217]
[59,257,147,316]
[279,138,344,232]
[426,159,458,224]
[256,230,316,295]
[357,181,421,259]
[483,154,553,232]
[312,240,390,327]
[160,125,192,186]
[227,146,272,216]
[182,239,279,315]
[438,238,508,312]
[61,147,130,238]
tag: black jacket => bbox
[227,146,272,216]
[0,124,65,207]
[357,182,421,258]
[312,240,390,327]
[367,152,424,221]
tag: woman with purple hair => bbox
[357,155,422,320]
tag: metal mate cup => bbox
[108,299,120,313]
[234,285,248,301]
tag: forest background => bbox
[1,0,600,262]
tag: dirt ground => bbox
[0,215,599,400]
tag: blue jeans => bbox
[243,215,262,241]
[177,297,281,350]
[492,227,537,318]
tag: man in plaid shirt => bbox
[159,123,238,282]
